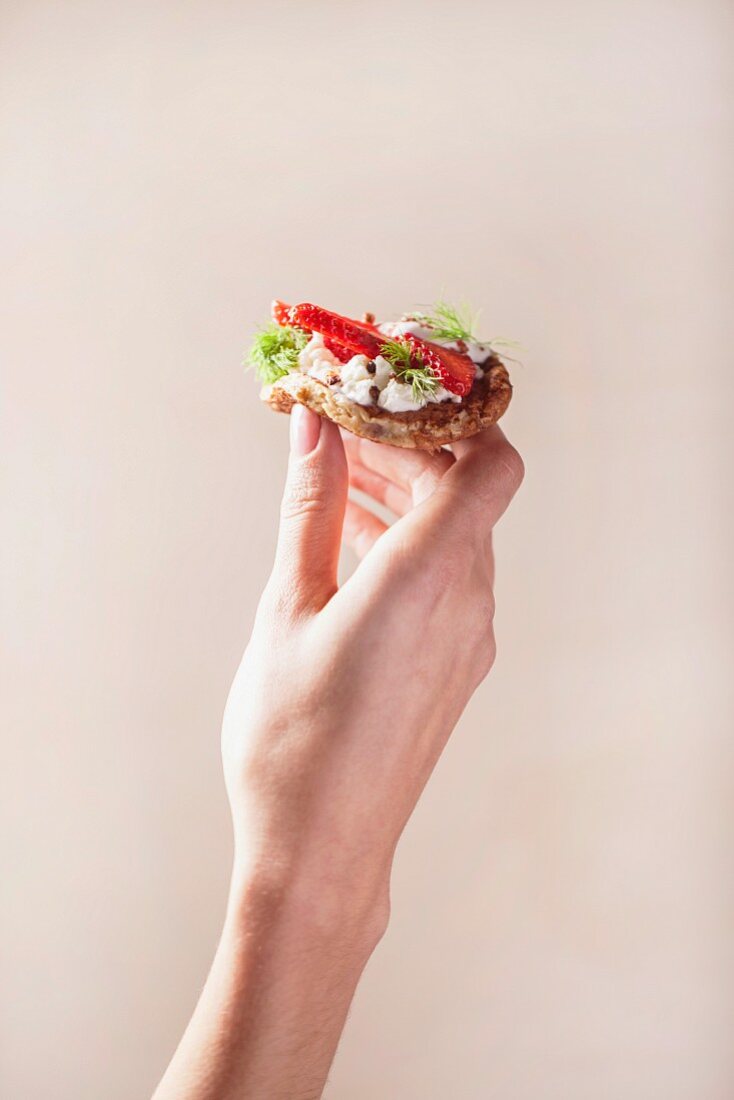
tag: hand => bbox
[154,408,523,1100]
[223,410,524,935]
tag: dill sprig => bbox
[488,337,523,350]
[378,338,413,372]
[246,323,308,384]
[379,338,440,402]
[412,300,479,343]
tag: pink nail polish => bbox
[290,405,321,456]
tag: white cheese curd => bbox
[298,333,339,375]
[370,355,394,389]
[339,355,372,386]
[463,341,493,365]
[378,320,492,366]
[300,342,397,408]
[377,380,423,413]
[434,385,462,404]
[379,320,438,342]
[378,379,461,413]
[294,326,479,411]
[337,355,380,407]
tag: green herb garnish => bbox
[487,337,523,350]
[247,324,308,384]
[412,300,479,343]
[378,338,440,402]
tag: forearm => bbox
[154,417,522,1097]
[153,867,386,1100]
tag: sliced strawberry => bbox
[280,300,476,397]
[288,303,384,359]
[273,300,355,362]
[402,334,476,397]
[271,299,292,326]
[290,302,382,337]
[322,338,352,363]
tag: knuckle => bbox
[374,541,418,592]
[482,588,496,623]
[280,494,328,522]
[469,589,495,643]
[497,442,525,491]
[280,469,328,522]
[412,468,442,504]
[473,628,497,684]
[258,577,299,622]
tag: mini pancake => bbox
[262,355,512,453]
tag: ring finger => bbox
[347,461,412,516]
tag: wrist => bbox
[226,856,391,961]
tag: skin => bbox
[153,407,524,1100]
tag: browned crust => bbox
[262,355,512,452]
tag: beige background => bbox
[2,2,733,1097]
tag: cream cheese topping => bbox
[378,379,461,413]
[339,354,392,406]
[297,332,339,378]
[295,324,490,412]
[377,320,493,368]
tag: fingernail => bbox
[290,405,321,456]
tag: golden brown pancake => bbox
[263,355,511,453]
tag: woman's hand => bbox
[154,408,523,1100]
[224,410,524,938]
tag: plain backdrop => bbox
[2,2,733,1097]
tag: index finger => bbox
[433,425,525,533]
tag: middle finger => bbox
[348,461,412,516]
[341,431,455,501]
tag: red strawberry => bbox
[271,299,292,326]
[278,300,476,397]
[273,300,354,362]
[323,337,354,363]
[402,334,475,397]
[288,303,384,359]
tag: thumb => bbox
[271,405,348,616]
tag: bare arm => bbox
[153,407,524,1099]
